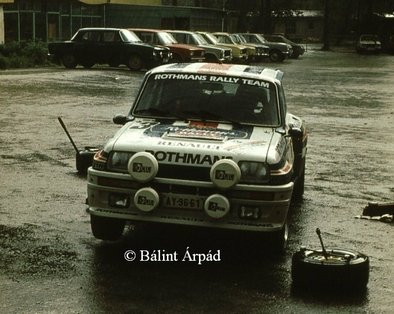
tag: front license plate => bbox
[163,195,204,210]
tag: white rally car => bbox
[87,63,307,251]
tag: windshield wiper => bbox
[180,110,243,127]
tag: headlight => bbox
[239,161,269,184]
[107,151,134,172]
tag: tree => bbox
[321,0,330,50]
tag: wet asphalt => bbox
[0,47,393,313]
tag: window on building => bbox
[20,12,33,41]
[4,12,18,42]
[285,20,296,35]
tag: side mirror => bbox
[113,114,128,125]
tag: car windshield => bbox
[193,33,208,45]
[360,35,378,41]
[216,35,236,45]
[121,30,143,43]
[257,34,268,43]
[158,32,177,45]
[133,73,280,126]
[202,33,219,45]
[230,34,242,44]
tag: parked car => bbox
[167,30,232,63]
[47,27,171,70]
[237,33,292,62]
[129,28,205,63]
[356,34,382,54]
[197,31,248,64]
[263,34,305,58]
[213,32,256,63]
[87,62,308,253]
[230,33,270,61]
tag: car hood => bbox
[105,119,283,164]
[168,43,204,51]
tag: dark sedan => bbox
[48,28,171,70]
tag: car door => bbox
[74,30,101,64]
[100,30,124,64]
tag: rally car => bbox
[87,63,307,251]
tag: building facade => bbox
[0,0,225,43]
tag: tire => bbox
[81,61,94,69]
[269,219,289,254]
[90,215,125,241]
[61,54,77,69]
[127,54,144,71]
[205,54,219,63]
[292,158,305,201]
[269,50,284,62]
[292,248,369,290]
[170,54,183,63]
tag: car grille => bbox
[158,163,210,181]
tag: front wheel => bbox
[127,54,144,71]
[205,54,219,63]
[292,248,369,290]
[269,50,285,62]
[292,158,305,201]
[91,215,125,241]
[62,54,77,69]
[269,220,289,254]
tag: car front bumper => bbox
[87,168,294,232]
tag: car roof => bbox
[77,27,125,32]
[129,28,166,33]
[148,63,283,83]
[167,30,194,34]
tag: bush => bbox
[0,54,9,69]
[0,40,50,69]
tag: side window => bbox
[185,34,194,45]
[81,31,100,42]
[173,33,184,43]
[216,36,225,43]
[102,31,119,42]
[81,32,89,41]
[138,32,155,44]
